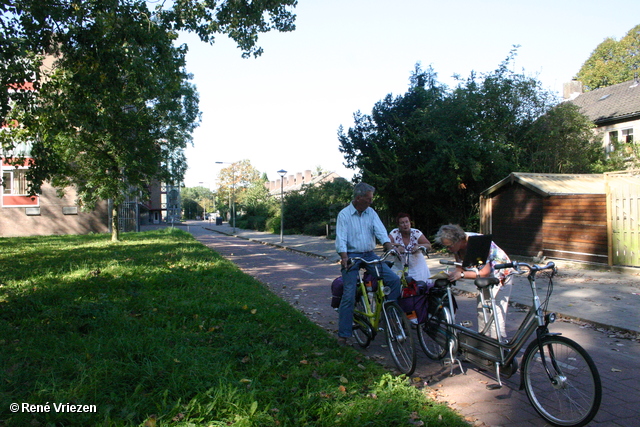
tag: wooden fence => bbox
[605,171,640,267]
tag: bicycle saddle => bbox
[474,277,500,288]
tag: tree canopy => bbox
[576,24,640,90]
[339,52,606,233]
[1,0,298,240]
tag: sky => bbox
[178,0,639,188]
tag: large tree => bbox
[576,24,640,90]
[1,0,298,126]
[339,53,601,232]
[216,159,261,219]
[1,0,298,240]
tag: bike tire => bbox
[384,301,417,376]
[417,306,453,360]
[352,295,372,348]
[521,335,601,427]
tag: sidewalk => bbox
[189,220,640,336]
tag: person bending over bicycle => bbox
[335,182,401,346]
[435,224,513,342]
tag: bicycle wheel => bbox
[521,335,601,427]
[352,295,372,348]
[417,306,453,360]
[383,301,416,375]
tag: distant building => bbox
[265,170,343,196]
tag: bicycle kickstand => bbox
[443,341,465,376]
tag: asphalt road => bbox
[187,225,640,427]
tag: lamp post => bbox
[277,169,287,243]
[215,161,236,233]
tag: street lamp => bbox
[277,169,287,243]
[215,161,236,233]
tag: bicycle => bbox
[392,245,431,323]
[347,250,417,376]
[417,259,602,427]
[393,245,430,287]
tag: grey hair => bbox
[435,224,466,245]
[353,182,375,199]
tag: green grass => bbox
[0,229,468,426]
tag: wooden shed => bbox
[479,173,607,264]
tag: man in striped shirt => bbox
[335,182,400,344]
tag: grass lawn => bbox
[0,228,468,426]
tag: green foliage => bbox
[216,160,263,212]
[182,186,216,219]
[282,179,353,235]
[339,51,604,231]
[1,0,298,125]
[1,1,299,240]
[519,103,606,173]
[0,230,467,427]
[576,24,640,90]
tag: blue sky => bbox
[179,0,639,188]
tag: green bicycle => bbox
[348,250,417,376]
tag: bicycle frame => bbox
[431,260,558,387]
[423,259,601,426]
[353,270,386,334]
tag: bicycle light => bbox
[545,313,556,324]
[383,286,391,295]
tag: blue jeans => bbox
[338,251,401,338]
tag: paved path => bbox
[147,222,640,426]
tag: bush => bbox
[303,221,328,236]
[266,214,281,234]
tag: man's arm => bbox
[335,210,349,268]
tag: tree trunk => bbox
[111,204,120,242]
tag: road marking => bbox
[301,269,314,275]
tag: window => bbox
[607,131,618,153]
[622,128,633,144]
[609,130,619,143]
[2,169,28,195]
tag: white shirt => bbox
[335,203,390,254]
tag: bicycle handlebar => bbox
[494,260,556,273]
[439,259,556,276]
[347,249,398,269]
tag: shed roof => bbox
[481,172,605,197]
[567,79,640,124]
